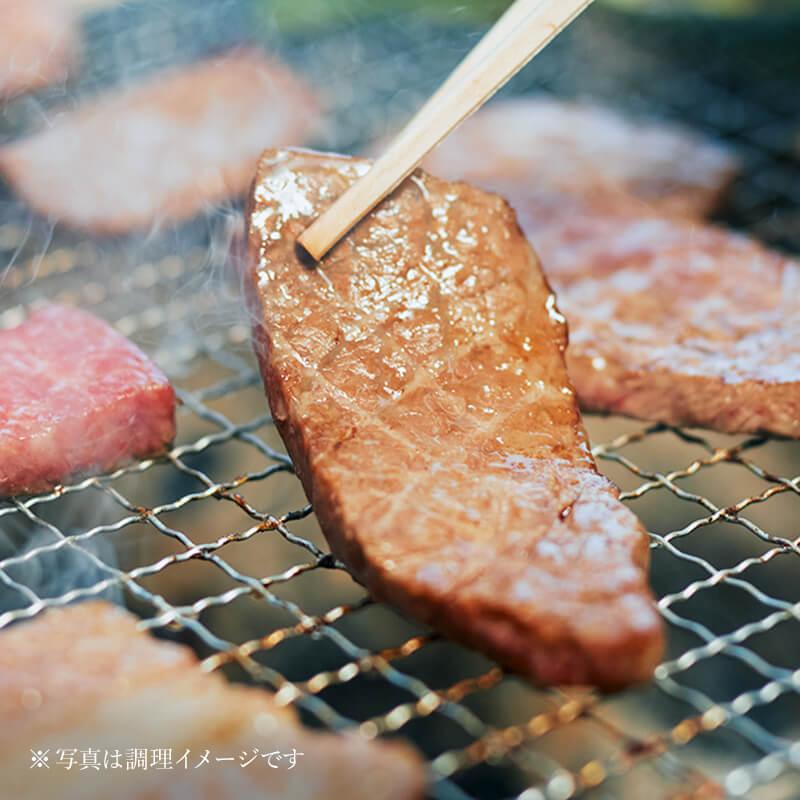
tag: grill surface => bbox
[1,2,799,798]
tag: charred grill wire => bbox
[1,1,799,798]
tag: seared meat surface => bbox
[0,305,176,496]
[246,149,663,690]
[423,97,738,219]
[0,50,318,234]
[0,603,425,800]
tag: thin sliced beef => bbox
[0,50,318,234]
[518,203,800,438]
[0,305,176,496]
[0,603,425,800]
[246,149,663,690]
[422,97,739,220]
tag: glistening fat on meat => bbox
[0,305,176,496]
[0,50,319,234]
[246,149,664,690]
[0,602,426,800]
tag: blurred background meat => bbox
[0,50,318,234]
[0,603,426,800]
[422,98,739,219]
[0,1,79,100]
[519,210,800,437]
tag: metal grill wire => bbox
[0,2,799,799]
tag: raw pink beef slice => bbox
[0,305,176,496]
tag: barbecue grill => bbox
[1,1,799,797]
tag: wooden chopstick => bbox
[298,0,595,262]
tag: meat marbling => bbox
[0,602,425,800]
[246,149,664,690]
[0,305,176,496]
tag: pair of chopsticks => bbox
[298,0,595,262]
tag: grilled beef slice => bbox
[246,149,664,690]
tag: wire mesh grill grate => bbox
[1,2,799,799]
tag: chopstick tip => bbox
[295,236,320,269]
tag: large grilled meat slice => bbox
[246,149,663,690]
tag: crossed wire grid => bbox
[3,231,799,799]
[0,2,799,799]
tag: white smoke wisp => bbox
[0,493,125,620]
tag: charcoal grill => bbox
[1,1,799,798]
